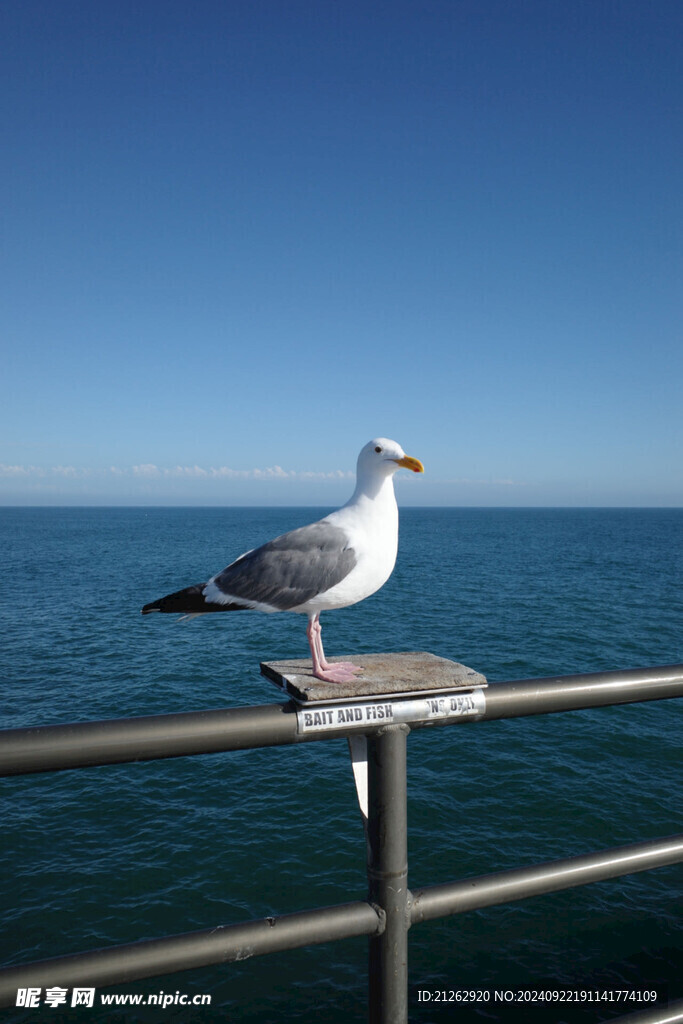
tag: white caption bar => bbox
[296,689,486,734]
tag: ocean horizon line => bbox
[1,502,682,511]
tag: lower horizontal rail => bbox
[410,833,683,923]
[3,834,678,1008]
[0,901,381,1008]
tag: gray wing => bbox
[208,520,357,611]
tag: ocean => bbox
[1,507,682,1023]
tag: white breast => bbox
[297,486,399,614]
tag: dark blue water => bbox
[1,508,682,1022]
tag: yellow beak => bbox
[395,454,424,473]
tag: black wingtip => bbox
[141,583,213,616]
[141,582,253,616]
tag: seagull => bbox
[141,438,424,683]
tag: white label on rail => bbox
[296,689,486,734]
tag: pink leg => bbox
[312,615,362,674]
[306,614,363,684]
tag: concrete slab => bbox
[260,651,487,704]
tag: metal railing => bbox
[1,662,682,1023]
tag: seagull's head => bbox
[357,438,424,479]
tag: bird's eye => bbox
[374,445,382,453]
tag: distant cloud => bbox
[168,465,208,477]
[0,464,42,476]
[1,462,354,483]
[208,465,291,479]
[139,464,354,481]
[0,464,87,477]
[168,464,354,481]
[299,469,352,480]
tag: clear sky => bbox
[2,0,681,506]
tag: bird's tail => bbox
[141,583,246,616]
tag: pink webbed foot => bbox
[313,663,362,684]
[323,660,363,675]
[307,614,364,684]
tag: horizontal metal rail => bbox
[0,901,381,1006]
[480,663,683,720]
[0,704,300,776]
[410,834,683,922]
[0,834,680,1009]
[1,664,682,776]
[1,663,681,1021]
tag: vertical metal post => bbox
[366,724,410,1024]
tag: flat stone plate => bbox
[260,651,487,704]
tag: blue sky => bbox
[2,0,681,506]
